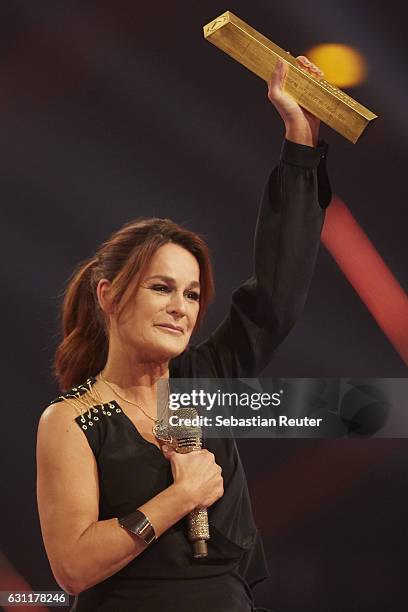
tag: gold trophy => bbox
[203,11,377,143]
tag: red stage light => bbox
[322,196,408,365]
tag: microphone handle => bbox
[188,507,210,558]
[176,436,210,559]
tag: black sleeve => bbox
[171,139,332,379]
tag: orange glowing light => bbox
[305,44,367,87]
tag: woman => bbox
[37,58,331,612]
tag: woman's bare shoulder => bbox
[39,400,79,431]
[38,395,95,465]
[39,394,95,449]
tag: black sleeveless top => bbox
[52,377,267,611]
[50,140,330,611]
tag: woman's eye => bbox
[150,285,199,301]
[186,291,200,301]
[152,284,170,293]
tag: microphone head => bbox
[167,407,202,452]
[167,407,202,439]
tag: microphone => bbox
[165,407,210,559]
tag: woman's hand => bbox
[162,445,224,508]
[267,56,323,147]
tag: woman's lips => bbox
[155,324,184,334]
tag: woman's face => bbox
[103,243,201,363]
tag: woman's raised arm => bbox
[172,58,332,379]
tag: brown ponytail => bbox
[54,218,214,391]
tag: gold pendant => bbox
[152,420,173,443]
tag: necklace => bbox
[98,371,158,424]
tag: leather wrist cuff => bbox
[118,510,156,545]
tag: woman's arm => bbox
[269,56,323,147]
[173,58,331,378]
[36,403,223,595]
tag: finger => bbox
[296,56,324,78]
[161,444,176,458]
[296,55,311,67]
[309,62,324,77]
[268,58,288,94]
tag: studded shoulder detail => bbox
[47,377,122,429]
[76,401,123,431]
[48,377,98,406]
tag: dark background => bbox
[1,1,407,611]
